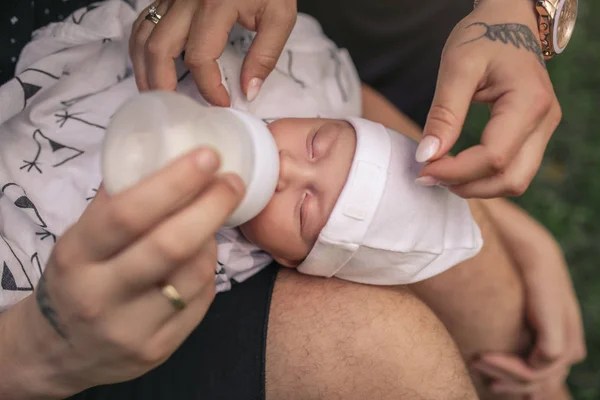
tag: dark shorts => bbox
[70,265,280,400]
[2,1,470,398]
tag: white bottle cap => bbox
[102,91,280,227]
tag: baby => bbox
[240,117,482,285]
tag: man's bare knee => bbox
[266,269,478,400]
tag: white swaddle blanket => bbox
[0,0,361,310]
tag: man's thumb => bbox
[417,65,478,163]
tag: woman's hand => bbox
[130,0,297,106]
[6,148,245,398]
[416,0,562,198]
[473,199,586,399]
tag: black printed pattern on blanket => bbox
[215,228,273,293]
[55,109,106,131]
[21,130,84,174]
[2,184,56,243]
[275,50,306,89]
[15,68,61,110]
[61,84,119,108]
[0,234,34,292]
[71,3,102,25]
[330,49,349,103]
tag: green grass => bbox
[458,1,600,397]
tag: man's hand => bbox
[130,0,297,106]
[473,247,586,399]
[416,0,562,198]
[473,198,586,399]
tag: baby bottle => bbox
[101,91,280,227]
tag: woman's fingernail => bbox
[246,77,263,102]
[415,176,439,186]
[415,136,440,163]
[196,149,219,171]
[223,173,246,194]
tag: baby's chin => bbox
[238,219,306,269]
[238,221,255,245]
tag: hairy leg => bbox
[265,268,478,400]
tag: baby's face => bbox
[240,118,356,267]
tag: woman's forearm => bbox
[0,296,73,400]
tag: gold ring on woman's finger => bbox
[161,284,186,311]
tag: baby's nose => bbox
[276,150,308,192]
[276,150,291,192]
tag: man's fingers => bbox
[480,354,564,383]
[240,4,296,102]
[144,0,192,90]
[477,355,538,382]
[473,360,524,383]
[185,3,237,106]
[417,56,481,163]
[67,148,220,263]
[490,381,540,395]
[566,296,587,363]
[113,173,245,290]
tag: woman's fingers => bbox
[185,2,238,106]
[119,238,218,332]
[130,1,172,91]
[144,0,193,90]
[447,114,552,198]
[420,87,543,186]
[152,240,219,343]
[240,1,296,100]
[113,173,245,291]
[66,148,220,264]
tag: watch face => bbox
[556,0,578,51]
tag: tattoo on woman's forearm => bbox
[36,273,68,340]
[461,22,545,67]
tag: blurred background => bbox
[461,1,599,398]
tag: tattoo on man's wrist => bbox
[36,273,69,341]
[461,22,546,67]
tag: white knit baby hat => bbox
[297,118,483,285]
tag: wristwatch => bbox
[473,0,578,60]
[535,0,578,59]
